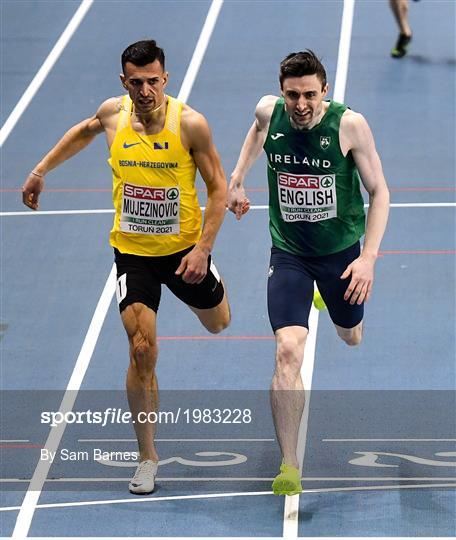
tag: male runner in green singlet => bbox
[228,50,390,495]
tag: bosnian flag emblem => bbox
[154,142,169,150]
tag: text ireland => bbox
[269,153,331,168]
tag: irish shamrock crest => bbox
[320,136,331,150]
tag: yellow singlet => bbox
[109,95,202,256]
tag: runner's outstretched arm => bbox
[228,95,277,220]
[22,99,114,210]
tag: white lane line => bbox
[332,0,355,103]
[178,0,223,103]
[2,202,454,217]
[0,209,115,217]
[323,438,456,442]
[389,203,456,207]
[283,305,318,536]
[0,440,30,443]
[12,265,116,537]
[78,438,275,442]
[2,477,276,484]
[2,483,454,513]
[12,2,223,537]
[3,490,272,513]
[307,483,456,493]
[0,0,93,148]
[283,0,355,537]
[2,476,455,484]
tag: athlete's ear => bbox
[322,83,329,97]
[120,74,127,89]
[162,71,169,88]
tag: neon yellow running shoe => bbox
[391,33,411,58]
[272,462,302,496]
[313,289,326,311]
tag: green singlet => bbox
[263,99,365,257]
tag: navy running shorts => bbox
[267,242,364,332]
[114,246,224,313]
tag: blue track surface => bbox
[1,0,455,537]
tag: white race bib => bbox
[277,171,337,223]
[120,182,180,235]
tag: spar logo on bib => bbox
[277,172,337,223]
[120,182,180,235]
[124,184,165,200]
[320,176,334,188]
[167,188,179,200]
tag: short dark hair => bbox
[279,50,327,89]
[121,40,165,72]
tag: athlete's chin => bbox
[136,101,154,111]
[293,115,312,126]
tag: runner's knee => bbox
[275,331,307,377]
[342,334,361,346]
[129,333,158,375]
[204,310,230,334]
[195,297,231,334]
[338,324,363,346]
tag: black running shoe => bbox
[391,33,412,58]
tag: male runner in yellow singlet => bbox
[22,40,230,494]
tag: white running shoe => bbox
[129,460,158,494]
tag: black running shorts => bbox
[114,246,224,313]
[267,242,364,332]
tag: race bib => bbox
[277,172,337,223]
[120,182,180,235]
